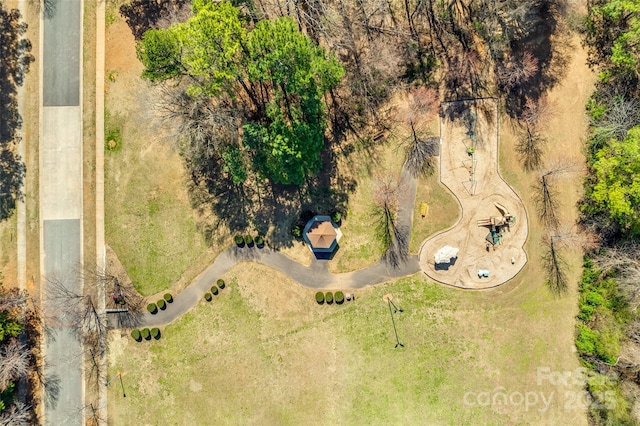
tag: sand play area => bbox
[419,98,528,289]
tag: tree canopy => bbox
[137,1,343,185]
[589,126,640,234]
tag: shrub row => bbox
[147,294,174,315]
[315,291,350,305]
[131,327,161,341]
[204,279,226,302]
[234,235,265,248]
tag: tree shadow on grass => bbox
[501,1,571,119]
[187,137,357,249]
[0,5,32,222]
[120,0,189,40]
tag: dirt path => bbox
[418,99,528,289]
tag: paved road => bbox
[41,0,84,424]
[139,161,421,327]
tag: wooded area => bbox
[578,1,640,424]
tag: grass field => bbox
[104,15,214,297]
[103,106,210,297]
[409,165,459,254]
[104,8,592,423]
[107,262,585,425]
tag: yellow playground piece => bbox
[420,202,429,218]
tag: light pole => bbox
[106,371,126,397]
[389,299,403,313]
[387,299,404,348]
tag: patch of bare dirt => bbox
[419,98,528,288]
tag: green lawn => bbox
[104,110,209,297]
[409,164,459,253]
[108,262,585,425]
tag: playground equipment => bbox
[462,109,478,195]
[477,202,517,246]
[477,269,490,278]
[434,245,459,264]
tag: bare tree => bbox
[373,174,398,247]
[542,233,568,295]
[0,338,30,390]
[154,83,239,171]
[534,160,579,228]
[45,272,107,358]
[520,95,555,128]
[0,401,30,426]
[405,136,440,178]
[497,51,539,90]
[517,126,546,171]
[594,244,640,313]
[0,288,27,311]
[372,174,408,267]
[592,96,640,141]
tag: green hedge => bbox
[255,236,264,246]
[244,235,253,245]
[335,291,344,304]
[234,235,244,246]
[217,279,225,289]
[204,292,212,302]
[147,303,158,314]
[131,329,141,341]
[141,328,151,340]
[151,328,161,339]
[315,291,324,304]
[211,286,219,295]
[164,293,173,303]
[325,292,333,304]
[157,299,166,310]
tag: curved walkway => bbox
[139,160,420,327]
[134,99,528,328]
[141,247,419,327]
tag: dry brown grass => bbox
[104,16,216,296]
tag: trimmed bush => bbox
[244,235,254,246]
[141,328,151,340]
[255,235,264,247]
[315,291,324,304]
[325,292,334,304]
[211,286,219,295]
[331,211,341,223]
[204,292,212,302]
[157,299,166,310]
[335,291,345,304]
[291,224,302,237]
[234,235,244,246]
[147,303,158,314]
[217,279,225,289]
[164,293,173,303]
[151,328,161,340]
[131,329,141,341]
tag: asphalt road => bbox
[41,0,84,424]
[43,0,80,106]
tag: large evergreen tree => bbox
[136,0,343,185]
